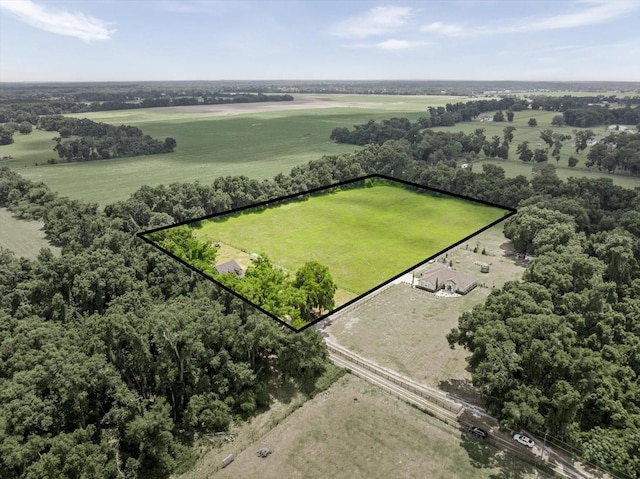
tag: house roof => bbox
[414,265,476,291]
[215,260,245,278]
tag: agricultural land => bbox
[0,94,460,205]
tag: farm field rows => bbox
[194,183,509,299]
[183,374,549,479]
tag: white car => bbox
[513,433,535,448]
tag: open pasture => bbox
[0,208,61,260]
[195,183,509,297]
[434,109,640,189]
[184,374,549,479]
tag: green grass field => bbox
[1,94,638,207]
[1,102,430,205]
[434,109,640,189]
[195,183,508,297]
[0,208,61,260]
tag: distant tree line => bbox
[0,93,293,121]
[34,116,177,163]
[4,80,637,99]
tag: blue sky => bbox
[1,0,639,82]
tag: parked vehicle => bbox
[468,426,488,439]
[513,433,535,448]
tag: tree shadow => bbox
[439,378,484,407]
[261,376,298,408]
[459,432,552,479]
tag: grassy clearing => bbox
[0,208,61,260]
[434,110,640,189]
[182,374,549,479]
[195,183,508,297]
[328,224,525,403]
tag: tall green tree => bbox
[294,261,337,315]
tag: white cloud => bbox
[331,6,412,39]
[376,39,428,50]
[420,0,639,37]
[0,0,114,41]
[522,0,638,31]
[421,22,464,36]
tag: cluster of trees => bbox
[330,98,527,146]
[562,105,640,128]
[447,183,640,477]
[0,167,330,478]
[147,226,336,329]
[0,121,34,145]
[516,129,572,165]
[34,116,177,163]
[586,131,640,175]
[526,94,640,128]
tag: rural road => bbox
[322,333,602,479]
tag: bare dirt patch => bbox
[182,374,548,479]
[157,94,465,116]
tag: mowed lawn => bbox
[195,184,508,296]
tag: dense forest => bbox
[1,102,639,477]
[0,167,330,478]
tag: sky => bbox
[1,0,639,82]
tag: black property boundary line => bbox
[137,173,517,332]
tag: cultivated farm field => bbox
[194,183,509,300]
[0,94,447,206]
[184,374,549,479]
[2,93,638,206]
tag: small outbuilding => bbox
[215,260,245,278]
